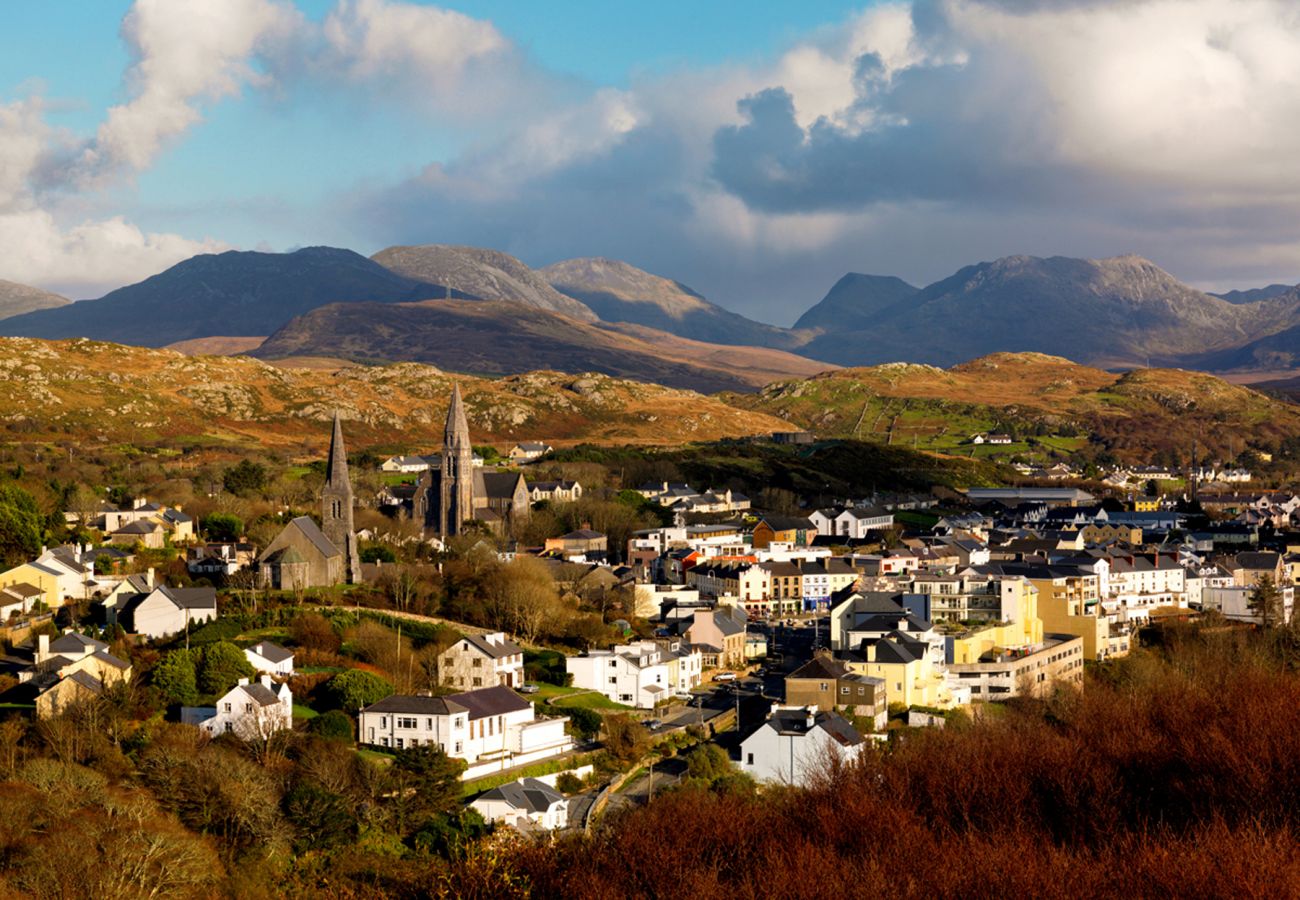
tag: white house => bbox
[738,705,870,786]
[808,506,894,541]
[567,640,698,708]
[115,585,217,638]
[182,675,292,740]
[359,685,572,770]
[508,442,553,464]
[244,640,295,676]
[469,777,569,830]
[381,455,435,473]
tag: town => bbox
[0,382,1293,878]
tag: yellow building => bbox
[0,563,60,610]
[1017,570,1116,661]
[1131,497,1163,512]
[844,638,962,709]
[1081,523,1143,545]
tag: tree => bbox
[152,650,199,707]
[0,484,44,566]
[684,743,733,784]
[197,642,255,696]
[602,714,649,765]
[221,460,267,497]
[200,512,244,542]
[325,669,394,713]
[482,556,563,645]
[283,782,356,852]
[385,744,466,838]
[1248,574,1285,628]
[564,706,603,741]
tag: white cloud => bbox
[323,0,507,85]
[0,207,225,296]
[76,0,301,182]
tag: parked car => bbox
[517,683,540,694]
[712,672,737,683]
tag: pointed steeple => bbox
[444,383,471,450]
[325,410,349,487]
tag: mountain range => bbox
[0,279,69,320]
[2,243,1299,388]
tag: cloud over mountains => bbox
[4,0,1300,311]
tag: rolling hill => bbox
[0,247,460,346]
[728,351,1300,463]
[0,279,70,320]
[0,337,791,451]
[252,299,831,393]
[372,245,596,321]
[540,257,804,349]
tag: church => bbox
[414,385,530,537]
[257,412,363,589]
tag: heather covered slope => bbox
[253,298,830,393]
[0,279,70,320]
[0,337,791,449]
[0,247,458,346]
[729,351,1300,462]
[541,257,805,349]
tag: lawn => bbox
[357,748,395,765]
[292,703,319,720]
[552,691,632,711]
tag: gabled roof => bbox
[461,633,523,660]
[160,586,217,610]
[446,685,532,720]
[289,516,341,560]
[363,694,469,716]
[48,633,109,655]
[788,655,849,681]
[477,777,565,813]
[236,682,284,708]
[249,640,294,664]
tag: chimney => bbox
[133,497,146,510]
[260,674,273,688]
[806,707,817,730]
[237,677,250,687]
[36,634,49,662]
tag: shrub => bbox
[152,649,199,707]
[555,772,583,795]
[325,669,394,714]
[308,710,354,742]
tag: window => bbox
[454,741,463,753]
[747,752,754,765]
[245,703,253,713]
[381,737,390,747]
[381,716,388,728]
[472,658,482,668]
[840,686,850,695]
[397,717,417,729]
[819,682,829,691]
[223,703,231,712]
[224,723,232,733]
[396,739,404,749]
[473,677,482,687]
[427,718,433,729]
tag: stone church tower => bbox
[439,384,476,536]
[321,411,362,583]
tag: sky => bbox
[4,0,1300,324]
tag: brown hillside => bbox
[0,337,791,451]
[254,299,830,392]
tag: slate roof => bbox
[237,682,283,707]
[249,641,294,664]
[788,655,849,681]
[445,685,532,720]
[462,634,523,660]
[48,633,109,655]
[477,777,565,813]
[363,694,470,716]
[288,516,341,560]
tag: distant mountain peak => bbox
[371,244,597,321]
[0,279,70,321]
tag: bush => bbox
[555,772,583,794]
[222,460,267,497]
[360,543,397,564]
[325,669,394,714]
[564,707,603,741]
[308,710,355,742]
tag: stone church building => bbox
[415,385,530,537]
[258,413,363,589]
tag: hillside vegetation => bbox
[729,352,1300,464]
[254,299,831,393]
[0,337,790,451]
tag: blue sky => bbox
[3,1,1300,320]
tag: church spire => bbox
[325,410,350,487]
[444,383,471,450]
